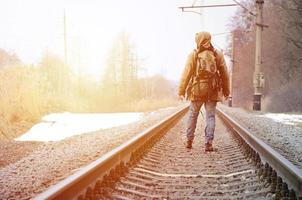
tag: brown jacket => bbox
[178,32,230,101]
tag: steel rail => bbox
[34,105,189,200]
[217,107,302,197]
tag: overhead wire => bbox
[232,0,256,16]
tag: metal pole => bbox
[229,31,235,107]
[59,9,68,95]
[253,0,264,111]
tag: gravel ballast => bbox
[0,141,41,168]
[0,106,182,200]
[219,104,302,169]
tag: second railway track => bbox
[35,105,302,200]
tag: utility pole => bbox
[64,9,67,65]
[253,0,265,111]
[60,9,68,95]
[229,31,236,107]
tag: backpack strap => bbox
[193,49,198,77]
[193,47,207,78]
[212,48,222,76]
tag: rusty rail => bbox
[217,107,302,198]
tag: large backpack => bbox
[190,48,221,100]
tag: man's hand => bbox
[223,91,229,101]
[178,95,185,101]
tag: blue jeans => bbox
[186,101,217,144]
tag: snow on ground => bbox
[16,112,142,142]
[262,113,302,126]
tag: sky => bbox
[0,0,238,81]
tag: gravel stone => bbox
[219,104,302,169]
[0,141,41,168]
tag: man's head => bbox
[195,32,212,49]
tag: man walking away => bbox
[178,32,230,151]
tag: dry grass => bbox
[0,66,55,139]
[0,63,178,139]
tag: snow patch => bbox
[15,112,142,142]
[261,113,302,126]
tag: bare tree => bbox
[0,49,21,69]
[228,0,302,112]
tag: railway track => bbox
[35,105,302,200]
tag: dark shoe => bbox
[186,140,193,149]
[205,143,213,152]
